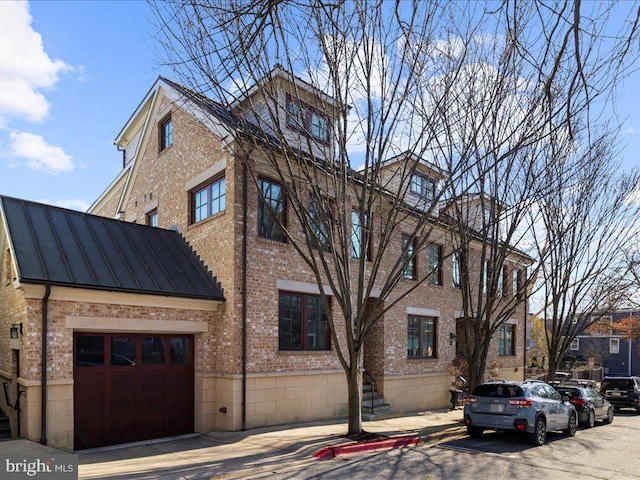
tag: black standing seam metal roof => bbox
[0,196,224,301]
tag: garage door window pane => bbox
[76,336,104,366]
[142,337,165,364]
[170,338,191,364]
[111,336,136,366]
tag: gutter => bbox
[40,284,51,445]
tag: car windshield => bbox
[472,384,523,398]
[602,379,634,390]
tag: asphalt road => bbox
[243,410,640,480]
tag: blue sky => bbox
[0,1,168,211]
[0,1,638,213]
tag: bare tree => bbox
[150,0,640,433]
[531,129,640,382]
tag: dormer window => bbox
[410,173,435,199]
[286,94,330,143]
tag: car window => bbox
[472,384,523,397]
[545,385,562,401]
[530,385,548,399]
[556,387,579,398]
[602,379,634,391]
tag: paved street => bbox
[246,411,640,480]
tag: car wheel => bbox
[564,412,577,437]
[603,407,614,424]
[529,416,546,446]
[467,425,483,438]
[586,409,595,428]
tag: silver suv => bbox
[463,379,577,446]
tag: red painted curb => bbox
[312,435,420,460]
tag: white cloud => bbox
[9,131,74,174]
[0,2,71,125]
[622,127,640,135]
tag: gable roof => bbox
[0,196,224,301]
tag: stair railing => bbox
[2,382,12,408]
[363,370,376,412]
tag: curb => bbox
[211,423,466,478]
[312,435,421,460]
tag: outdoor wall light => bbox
[10,323,23,339]
[449,332,456,345]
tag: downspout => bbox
[523,279,528,380]
[40,284,51,445]
[629,338,632,376]
[241,155,248,431]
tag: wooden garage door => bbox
[74,333,194,450]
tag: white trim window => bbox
[570,338,580,350]
[610,338,620,354]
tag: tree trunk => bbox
[546,356,561,383]
[346,349,363,435]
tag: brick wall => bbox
[86,84,528,426]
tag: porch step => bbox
[362,409,401,421]
[361,379,399,420]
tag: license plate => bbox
[490,403,505,413]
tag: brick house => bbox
[0,70,529,451]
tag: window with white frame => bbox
[610,338,620,354]
[570,338,580,350]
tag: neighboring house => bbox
[0,70,529,451]
[565,310,640,376]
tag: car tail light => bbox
[508,398,534,408]
[464,396,478,405]
[570,398,587,406]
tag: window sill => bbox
[278,349,333,355]
[257,236,287,246]
[407,357,438,361]
[158,144,173,157]
[187,210,226,229]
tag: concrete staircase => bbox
[0,411,11,440]
[361,378,400,421]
